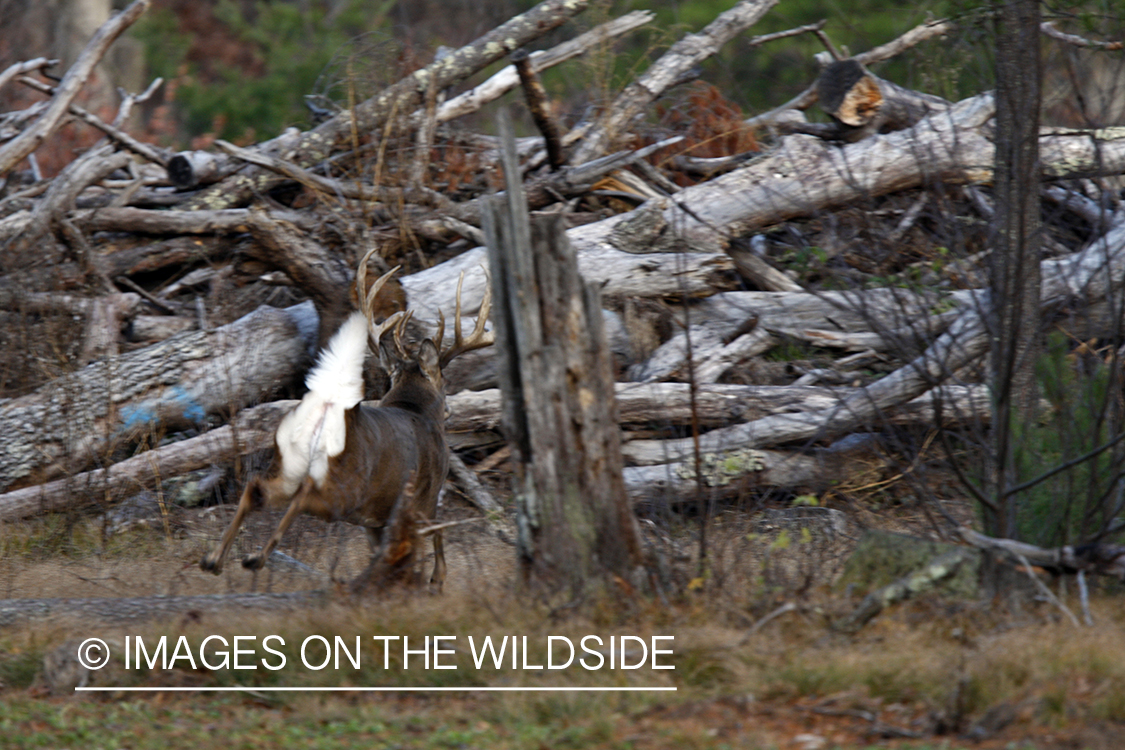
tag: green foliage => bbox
[134,1,393,143]
[634,0,969,113]
[1009,332,1124,546]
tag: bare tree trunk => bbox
[485,113,643,597]
[988,0,1043,538]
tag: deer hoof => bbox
[241,554,266,570]
[199,554,223,575]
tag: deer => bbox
[199,249,493,589]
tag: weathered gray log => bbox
[834,548,975,633]
[181,0,590,211]
[959,527,1125,579]
[433,10,654,124]
[0,302,316,493]
[5,145,132,255]
[0,381,995,522]
[624,439,869,504]
[666,95,1125,248]
[0,401,290,521]
[403,96,1125,325]
[448,382,993,434]
[629,287,972,382]
[75,206,317,235]
[0,0,150,174]
[622,209,1125,465]
[128,314,195,342]
[485,113,643,592]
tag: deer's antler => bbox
[356,248,403,347]
[436,269,495,368]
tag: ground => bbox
[1,492,1123,749]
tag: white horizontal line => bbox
[75,686,677,692]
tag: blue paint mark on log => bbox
[170,386,207,422]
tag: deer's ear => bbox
[418,339,441,383]
[378,337,399,374]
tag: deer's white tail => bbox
[275,312,368,490]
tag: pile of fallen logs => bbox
[2,0,1125,525]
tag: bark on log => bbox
[6,146,132,255]
[0,303,316,493]
[76,206,317,235]
[629,287,971,382]
[0,380,993,523]
[834,549,975,633]
[0,402,290,521]
[959,527,1125,579]
[670,95,1125,248]
[401,96,1125,323]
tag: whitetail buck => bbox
[200,251,493,588]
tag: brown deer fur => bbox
[199,337,450,586]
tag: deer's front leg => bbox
[242,477,315,571]
[200,477,265,575]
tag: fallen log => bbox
[622,209,1125,465]
[0,302,316,493]
[958,527,1125,579]
[0,382,993,522]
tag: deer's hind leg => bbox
[201,476,268,575]
[241,477,316,571]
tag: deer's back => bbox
[295,404,448,527]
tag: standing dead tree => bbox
[486,113,643,595]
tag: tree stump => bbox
[484,111,644,597]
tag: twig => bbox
[417,517,488,537]
[0,0,151,174]
[739,601,797,643]
[1077,570,1094,626]
[0,57,57,94]
[213,139,457,212]
[814,28,844,60]
[1040,20,1123,50]
[112,76,164,128]
[115,275,180,314]
[513,49,565,170]
[1013,551,1082,627]
[446,451,502,514]
[433,11,654,124]
[887,192,928,243]
[15,75,167,165]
